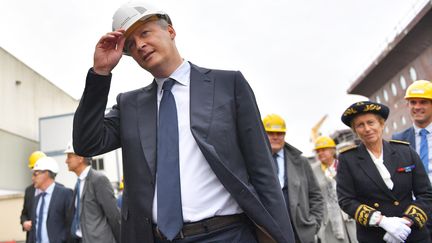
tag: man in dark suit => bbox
[263,114,324,243]
[64,142,120,243]
[392,80,432,240]
[28,156,73,243]
[20,151,46,243]
[73,2,294,243]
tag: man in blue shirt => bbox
[29,157,72,243]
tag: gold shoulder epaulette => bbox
[338,145,357,154]
[389,140,410,145]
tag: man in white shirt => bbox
[72,2,294,242]
[64,142,120,243]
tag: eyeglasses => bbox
[32,170,46,177]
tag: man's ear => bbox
[168,25,176,40]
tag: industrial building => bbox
[347,1,432,138]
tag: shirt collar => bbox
[79,166,91,181]
[44,182,56,194]
[275,148,284,158]
[155,60,190,88]
[366,145,384,162]
[414,123,432,135]
[320,159,336,172]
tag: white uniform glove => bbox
[383,232,402,243]
[379,216,411,242]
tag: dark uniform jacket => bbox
[337,140,432,242]
[21,184,35,243]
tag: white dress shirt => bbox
[274,149,285,188]
[36,182,55,243]
[414,124,432,182]
[74,165,91,237]
[366,146,394,190]
[152,60,242,223]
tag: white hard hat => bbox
[32,157,59,173]
[64,141,74,154]
[112,2,171,35]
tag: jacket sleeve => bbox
[403,147,432,228]
[337,153,376,227]
[94,174,121,242]
[20,186,32,225]
[233,71,295,242]
[303,157,324,231]
[73,68,121,157]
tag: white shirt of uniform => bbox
[413,124,432,182]
[274,149,285,188]
[366,146,394,190]
[74,165,91,237]
[36,182,55,243]
[152,60,242,223]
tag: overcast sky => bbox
[1,0,427,155]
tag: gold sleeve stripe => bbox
[354,204,376,226]
[404,205,428,228]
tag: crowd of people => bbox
[18,1,432,243]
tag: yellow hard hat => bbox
[28,151,46,169]
[314,136,336,150]
[262,114,286,132]
[405,80,432,100]
[119,177,124,190]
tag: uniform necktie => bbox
[37,192,47,243]
[71,178,81,237]
[157,79,183,240]
[420,128,429,173]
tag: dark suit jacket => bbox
[392,127,416,149]
[21,184,35,243]
[70,168,120,243]
[337,140,432,242]
[283,143,324,243]
[29,183,73,243]
[73,63,295,243]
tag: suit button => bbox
[393,201,400,206]
[374,203,379,208]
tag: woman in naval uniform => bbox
[337,101,432,243]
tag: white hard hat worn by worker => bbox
[64,141,75,154]
[32,157,60,174]
[112,1,172,54]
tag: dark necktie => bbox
[157,79,183,240]
[272,153,279,174]
[420,128,429,173]
[71,178,81,237]
[37,192,47,243]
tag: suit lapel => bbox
[190,63,214,139]
[407,127,416,150]
[47,184,58,221]
[137,82,158,179]
[383,141,400,178]
[356,144,394,198]
[285,153,299,208]
[81,169,91,202]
